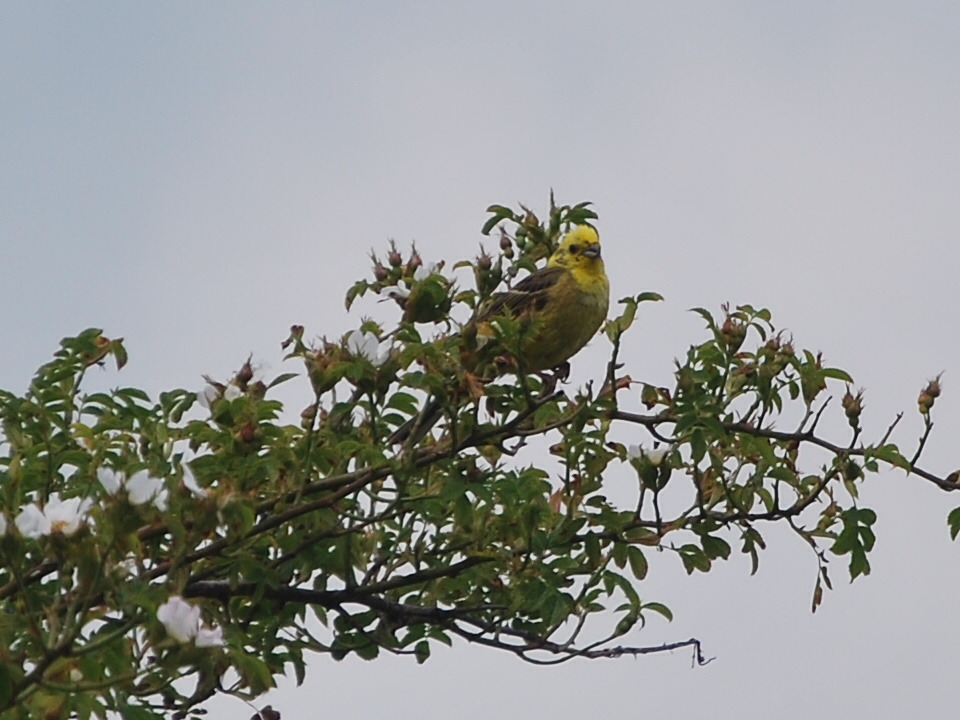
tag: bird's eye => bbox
[568,244,580,254]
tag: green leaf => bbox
[0,662,13,707]
[690,429,707,463]
[627,546,648,580]
[110,338,128,370]
[414,640,431,664]
[267,372,299,390]
[635,291,665,304]
[948,506,960,540]
[345,279,370,310]
[701,535,731,561]
[821,367,854,383]
[642,602,673,622]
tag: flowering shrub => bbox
[0,199,956,718]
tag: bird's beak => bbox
[582,243,601,259]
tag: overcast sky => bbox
[4,3,960,718]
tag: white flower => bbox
[100,468,170,511]
[627,445,670,466]
[126,471,166,509]
[346,330,391,367]
[182,466,208,498]
[113,555,138,577]
[157,596,201,643]
[195,625,225,648]
[44,494,92,536]
[15,494,91,538]
[157,596,224,647]
[223,384,242,401]
[15,504,49,538]
[153,489,170,512]
[378,284,410,300]
[0,514,6,537]
[413,262,440,282]
[197,384,220,408]
[97,466,122,495]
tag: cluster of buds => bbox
[758,334,796,379]
[918,375,942,416]
[198,358,266,412]
[473,248,502,299]
[841,386,865,429]
[370,240,422,286]
[371,241,452,324]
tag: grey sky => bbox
[3,3,960,718]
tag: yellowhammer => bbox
[393,224,610,444]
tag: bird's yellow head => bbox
[548,225,603,270]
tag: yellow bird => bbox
[393,225,610,444]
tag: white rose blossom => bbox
[181,466,208,498]
[99,467,170,511]
[157,596,224,647]
[197,383,220,408]
[412,262,441,282]
[15,504,49,539]
[195,625,225,648]
[346,330,391,367]
[157,596,201,643]
[627,445,670,467]
[15,493,92,538]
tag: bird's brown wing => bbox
[478,266,566,320]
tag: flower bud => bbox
[237,359,254,388]
[720,317,747,353]
[406,246,422,274]
[841,387,864,428]
[372,257,389,282]
[387,240,402,268]
[300,405,317,430]
[237,421,257,444]
[499,230,514,259]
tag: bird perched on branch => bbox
[391,224,610,445]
